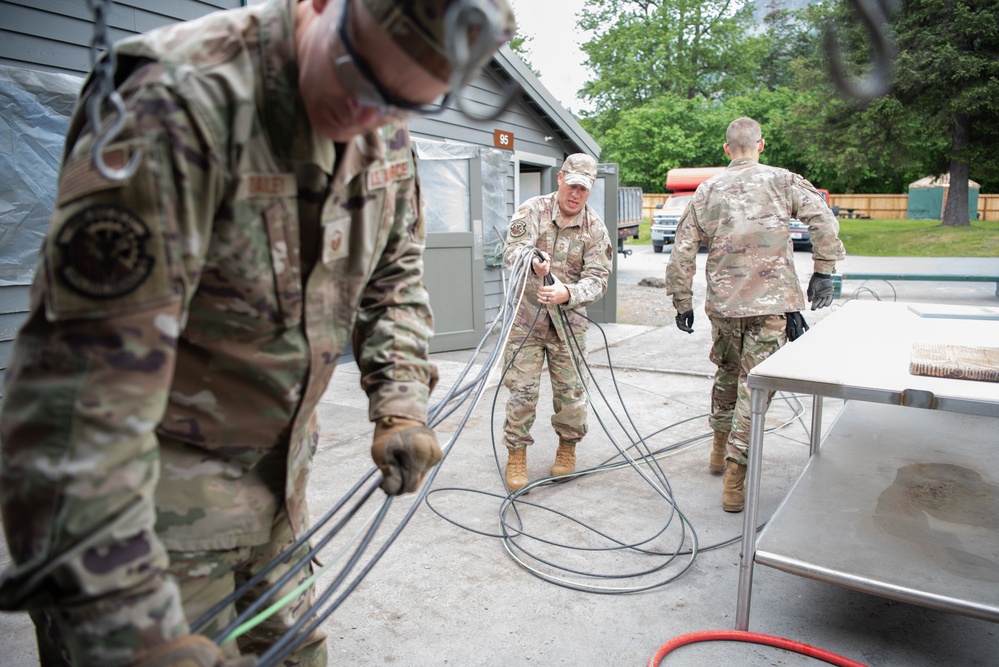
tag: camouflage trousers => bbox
[708,314,786,465]
[502,324,588,450]
[31,510,327,667]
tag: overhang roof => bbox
[490,46,601,158]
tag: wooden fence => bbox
[641,193,670,222]
[641,193,999,222]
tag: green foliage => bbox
[578,0,764,115]
[889,0,999,192]
[509,34,541,77]
[572,0,999,200]
[589,94,730,192]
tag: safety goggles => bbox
[332,0,453,118]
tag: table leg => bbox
[809,394,823,456]
[736,386,769,630]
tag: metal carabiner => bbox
[444,0,522,123]
[824,0,899,102]
[86,89,141,180]
[86,0,141,180]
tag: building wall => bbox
[0,0,243,396]
[0,1,594,382]
[0,0,241,75]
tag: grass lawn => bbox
[836,219,999,257]
[627,219,653,245]
[625,218,999,258]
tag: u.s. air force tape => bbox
[56,205,154,299]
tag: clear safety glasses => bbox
[332,0,453,119]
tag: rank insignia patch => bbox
[56,205,154,298]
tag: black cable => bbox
[189,467,380,633]
[208,244,815,658]
[478,268,701,593]
[431,286,814,591]
[246,246,538,661]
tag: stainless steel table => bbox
[736,300,999,629]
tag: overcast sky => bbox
[507,0,594,114]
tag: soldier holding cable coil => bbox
[500,154,613,492]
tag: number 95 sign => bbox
[493,130,514,151]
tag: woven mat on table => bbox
[909,343,999,383]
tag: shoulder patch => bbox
[55,205,154,299]
[57,146,128,206]
[510,220,527,238]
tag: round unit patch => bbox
[56,205,154,299]
[509,220,527,237]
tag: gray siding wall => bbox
[0,1,590,385]
[0,0,241,396]
[0,1,241,75]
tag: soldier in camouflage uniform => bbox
[664,117,845,512]
[500,154,614,492]
[0,0,515,665]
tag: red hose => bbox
[648,629,869,667]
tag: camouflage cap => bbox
[361,0,517,83]
[561,153,598,190]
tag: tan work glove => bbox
[370,416,442,495]
[133,634,256,667]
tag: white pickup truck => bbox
[650,167,724,253]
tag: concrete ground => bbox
[2,247,998,666]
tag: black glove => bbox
[785,312,809,342]
[807,273,834,310]
[371,416,442,495]
[675,310,694,334]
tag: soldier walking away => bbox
[0,1,515,665]
[500,154,614,492]
[664,117,845,513]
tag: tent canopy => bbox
[906,173,980,220]
[908,173,980,189]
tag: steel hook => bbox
[824,0,899,102]
[444,0,522,123]
[86,89,141,181]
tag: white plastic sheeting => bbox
[0,65,83,286]
[0,81,515,284]
[413,137,511,250]
[414,139,473,234]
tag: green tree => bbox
[578,0,764,125]
[744,1,938,195]
[890,0,999,225]
[509,33,541,77]
[757,0,819,92]
[594,94,730,192]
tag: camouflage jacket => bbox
[503,193,613,341]
[0,0,435,614]
[665,158,846,318]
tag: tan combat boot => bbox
[551,441,577,477]
[505,448,528,491]
[709,430,728,473]
[722,460,747,513]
